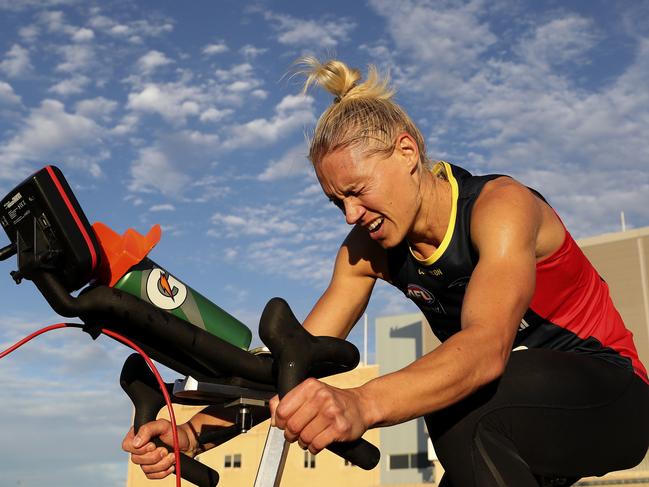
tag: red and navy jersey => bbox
[387,162,648,384]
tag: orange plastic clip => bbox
[92,222,162,287]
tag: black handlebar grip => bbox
[259,298,380,470]
[120,354,220,487]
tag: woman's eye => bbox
[330,198,345,212]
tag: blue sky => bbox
[0,1,648,485]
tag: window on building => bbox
[389,454,409,470]
[304,451,316,469]
[224,454,242,468]
[410,452,430,469]
[389,452,430,470]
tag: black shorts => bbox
[425,348,649,487]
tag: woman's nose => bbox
[344,199,365,225]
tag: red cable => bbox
[102,328,182,487]
[0,323,182,487]
[0,322,75,359]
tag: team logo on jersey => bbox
[406,284,446,314]
[417,267,443,277]
[448,276,470,289]
[146,268,188,310]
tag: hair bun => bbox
[294,56,392,102]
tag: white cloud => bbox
[56,44,94,72]
[212,73,267,100]
[72,27,95,42]
[369,0,497,93]
[131,19,174,37]
[514,167,649,239]
[19,24,40,42]
[126,128,221,198]
[0,44,32,77]
[0,81,21,104]
[149,203,175,212]
[127,83,202,124]
[203,42,229,55]
[0,99,105,179]
[207,197,349,286]
[111,114,139,135]
[136,50,173,74]
[442,35,649,175]
[186,174,232,203]
[88,12,173,43]
[251,89,268,99]
[214,63,260,84]
[39,10,66,32]
[75,97,118,121]
[200,107,232,123]
[123,62,270,130]
[298,182,323,198]
[110,24,130,36]
[88,13,115,30]
[49,74,90,95]
[517,15,599,69]
[129,146,191,195]
[258,143,311,181]
[0,0,77,10]
[211,205,300,236]
[221,94,315,150]
[262,11,355,48]
[240,44,267,59]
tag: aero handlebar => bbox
[31,271,380,485]
[259,297,381,470]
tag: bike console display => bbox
[0,165,99,291]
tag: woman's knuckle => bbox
[286,418,300,435]
[314,387,331,401]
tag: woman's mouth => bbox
[368,217,384,233]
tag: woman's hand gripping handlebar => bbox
[259,297,381,470]
[120,353,221,487]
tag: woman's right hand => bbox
[121,419,195,480]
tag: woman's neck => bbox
[408,168,452,260]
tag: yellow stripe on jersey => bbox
[409,161,459,265]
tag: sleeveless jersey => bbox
[387,162,648,384]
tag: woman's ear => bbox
[395,132,420,174]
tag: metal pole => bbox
[637,238,649,352]
[363,313,368,365]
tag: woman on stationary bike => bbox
[123,58,649,486]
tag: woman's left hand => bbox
[269,378,369,454]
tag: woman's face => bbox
[315,135,421,248]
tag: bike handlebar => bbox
[32,271,275,383]
[259,297,381,470]
[31,271,381,481]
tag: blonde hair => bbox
[294,56,431,168]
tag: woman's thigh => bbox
[426,349,649,485]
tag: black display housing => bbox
[0,165,99,291]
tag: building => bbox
[127,226,649,486]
